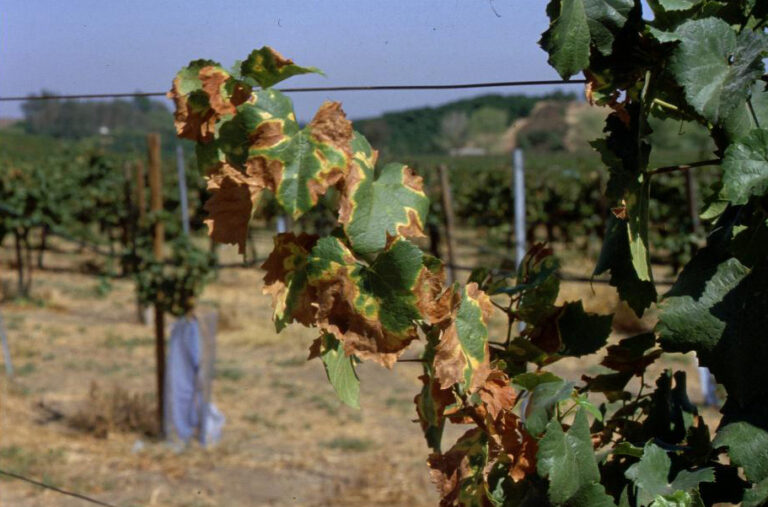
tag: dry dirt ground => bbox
[0,229,719,506]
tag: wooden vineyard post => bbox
[135,159,147,223]
[176,144,190,236]
[135,160,149,323]
[147,133,166,437]
[437,164,457,285]
[121,161,133,276]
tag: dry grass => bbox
[67,382,159,439]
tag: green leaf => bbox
[668,18,767,125]
[643,371,698,447]
[569,482,617,507]
[540,0,633,78]
[318,333,360,408]
[513,371,564,391]
[625,442,714,506]
[627,177,652,282]
[743,476,768,507]
[614,441,644,458]
[558,301,613,357]
[655,0,699,10]
[415,331,447,452]
[595,215,657,316]
[537,410,601,504]
[650,490,704,507]
[657,251,768,407]
[574,393,604,421]
[593,105,654,285]
[540,0,591,79]
[584,0,635,55]
[341,134,429,255]
[240,46,323,89]
[516,244,561,324]
[722,82,768,141]
[722,128,768,205]
[521,375,574,436]
[713,421,768,483]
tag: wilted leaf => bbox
[486,411,538,484]
[415,329,456,453]
[216,89,297,169]
[433,283,494,391]
[240,46,323,89]
[204,163,263,254]
[261,232,319,330]
[593,107,653,285]
[246,101,353,219]
[414,255,454,325]
[476,369,517,421]
[310,236,426,367]
[339,133,429,255]
[428,429,490,507]
[168,60,251,142]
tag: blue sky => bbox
[0,1,582,121]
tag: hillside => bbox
[354,91,576,157]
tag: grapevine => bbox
[170,3,768,503]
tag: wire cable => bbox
[0,469,118,507]
[0,79,587,102]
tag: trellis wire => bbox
[0,79,587,102]
[0,469,118,507]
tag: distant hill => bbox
[354,91,576,157]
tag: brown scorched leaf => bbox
[262,235,435,368]
[428,429,490,507]
[261,232,319,331]
[168,60,250,142]
[203,163,262,254]
[245,101,354,219]
[433,283,495,392]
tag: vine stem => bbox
[747,98,761,129]
[648,159,721,177]
[457,391,489,431]
[491,299,510,314]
